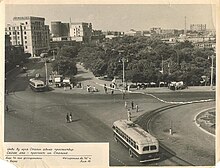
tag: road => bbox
[4,60,215,166]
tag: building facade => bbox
[69,22,92,42]
[51,21,70,37]
[5,16,50,57]
[190,24,206,32]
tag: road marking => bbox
[194,107,215,137]
[110,154,126,166]
[94,81,214,105]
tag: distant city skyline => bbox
[5,4,215,31]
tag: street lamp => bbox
[208,55,215,90]
[118,50,128,90]
[44,58,48,87]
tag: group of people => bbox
[103,83,116,95]
[86,85,98,92]
[125,101,139,121]
[66,113,73,123]
[125,101,139,112]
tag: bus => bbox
[29,78,45,92]
[112,120,160,163]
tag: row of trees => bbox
[77,36,215,86]
[51,46,78,78]
[5,46,31,72]
[52,36,215,86]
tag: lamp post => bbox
[208,55,215,90]
[118,50,127,90]
[44,58,48,87]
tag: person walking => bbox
[5,105,9,112]
[131,101,134,110]
[124,101,127,109]
[104,84,107,94]
[136,104,139,112]
[66,113,70,123]
[127,109,131,121]
[69,113,72,122]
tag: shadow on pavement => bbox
[75,76,92,82]
[77,70,87,75]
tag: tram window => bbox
[150,145,157,150]
[143,146,149,151]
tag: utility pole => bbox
[209,55,215,90]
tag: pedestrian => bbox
[122,91,125,99]
[136,104,139,112]
[127,109,131,121]
[131,101,134,109]
[66,113,70,123]
[111,89,114,95]
[124,101,127,109]
[5,105,9,112]
[69,113,72,122]
[104,84,107,94]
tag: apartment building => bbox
[69,22,92,42]
[5,16,50,57]
[190,24,206,32]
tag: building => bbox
[51,21,69,37]
[5,16,50,57]
[69,22,92,42]
[190,24,206,32]
[5,34,11,47]
[150,27,162,34]
[124,29,142,36]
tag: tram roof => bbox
[113,120,158,145]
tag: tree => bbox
[59,46,78,59]
[52,58,77,77]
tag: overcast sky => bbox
[5,4,215,31]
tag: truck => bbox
[54,75,63,87]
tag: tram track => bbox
[134,103,197,166]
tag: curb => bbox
[194,107,215,137]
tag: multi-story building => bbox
[150,27,162,34]
[190,24,206,32]
[51,21,70,37]
[5,16,50,57]
[69,22,92,42]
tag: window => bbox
[24,36,27,39]
[25,46,28,49]
[9,27,11,30]
[13,32,15,35]
[150,145,157,150]
[25,41,27,44]
[9,32,11,35]
[24,31,26,35]
[24,26,26,30]
[17,26,19,30]
[26,22,28,25]
[143,146,149,151]
[17,32,19,35]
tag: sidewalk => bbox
[50,63,215,95]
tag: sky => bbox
[5,4,216,31]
